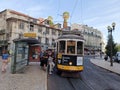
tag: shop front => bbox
[29,45,41,62]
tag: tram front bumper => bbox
[57,64,83,72]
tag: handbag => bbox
[7,57,11,63]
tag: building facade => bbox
[0,9,105,55]
[71,23,104,54]
[0,9,62,55]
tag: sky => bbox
[0,0,120,44]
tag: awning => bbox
[13,38,40,44]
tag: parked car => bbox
[114,52,120,63]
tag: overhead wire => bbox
[70,0,78,25]
[74,0,84,25]
[80,0,84,25]
[54,0,60,22]
[54,0,83,26]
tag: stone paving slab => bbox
[90,58,120,75]
[0,59,47,90]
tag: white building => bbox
[71,23,105,54]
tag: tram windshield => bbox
[58,40,83,55]
[67,40,75,54]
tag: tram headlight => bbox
[77,57,83,65]
[69,62,72,65]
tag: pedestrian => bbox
[48,51,55,74]
[40,50,44,66]
[104,54,108,61]
[42,51,48,71]
[1,50,10,73]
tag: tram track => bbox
[48,57,120,90]
[67,78,76,90]
[80,74,95,90]
[66,75,94,90]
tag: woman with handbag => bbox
[1,50,9,73]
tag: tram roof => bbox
[62,30,82,36]
[58,34,84,40]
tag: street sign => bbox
[23,33,36,38]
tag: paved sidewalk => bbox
[0,58,47,90]
[90,57,120,75]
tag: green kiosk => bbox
[11,38,40,74]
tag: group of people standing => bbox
[1,49,55,74]
[40,50,55,74]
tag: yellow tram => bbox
[56,30,84,75]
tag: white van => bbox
[115,52,120,63]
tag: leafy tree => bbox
[116,44,120,51]
[105,34,117,57]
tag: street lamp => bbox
[107,22,116,66]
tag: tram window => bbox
[67,41,75,54]
[77,41,83,54]
[59,41,65,53]
[67,46,75,54]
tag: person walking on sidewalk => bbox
[42,51,48,71]
[40,50,44,67]
[104,54,108,61]
[48,55,55,74]
[1,50,10,73]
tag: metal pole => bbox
[110,31,113,66]
[101,43,102,58]
[100,43,102,58]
